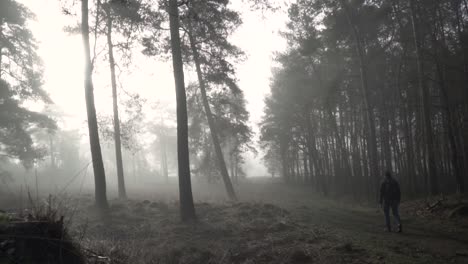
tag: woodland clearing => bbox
[2,178,467,264]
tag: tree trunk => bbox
[234,154,239,182]
[280,140,289,182]
[0,20,3,79]
[379,90,393,174]
[350,106,363,199]
[81,0,108,211]
[433,41,464,194]
[160,133,169,183]
[168,0,196,221]
[339,0,380,200]
[49,134,55,168]
[303,149,309,183]
[105,7,126,199]
[409,0,438,195]
[188,28,237,200]
[309,61,351,194]
[452,0,468,193]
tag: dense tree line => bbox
[260,0,468,201]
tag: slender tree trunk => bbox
[280,140,289,182]
[321,127,331,196]
[359,114,371,200]
[303,149,309,183]
[229,151,234,181]
[306,111,319,186]
[453,0,468,192]
[399,57,417,193]
[339,0,380,200]
[409,0,438,195]
[289,150,296,182]
[295,149,301,182]
[310,62,351,194]
[414,108,426,193]
[188,28,237,200]
[168,0,196,221]
[433,45,464,194]
[350,107,363,199]
[49,134,55,168]
[379,85,393,174]
[234,154,239,182]
[160,133,169,183]
[105,7,126,199]
[0,20,3,80]
[81,0,108,211]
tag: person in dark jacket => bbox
[379,171,402,232]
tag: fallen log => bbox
[448,204,468,218]
[426,199,444,212]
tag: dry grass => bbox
[66,198,370,264]
[2,179,468,263]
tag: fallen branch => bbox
[426,197,444,212]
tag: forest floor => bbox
[2,178,468,263]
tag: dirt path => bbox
[266,192,468,262]
[292,205,468,263]
[227,180,468,263]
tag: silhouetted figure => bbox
[379,171,402,232]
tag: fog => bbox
[1,0,468,263]
[12,0,291,184]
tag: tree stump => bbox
[0,220,84,264]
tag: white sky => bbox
[18,0,290,176]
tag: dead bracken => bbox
[58,199,366,264]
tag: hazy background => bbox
[18,0,290,177]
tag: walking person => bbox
[379,171,402,233]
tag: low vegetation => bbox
[2,181,468,263]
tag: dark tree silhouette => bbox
[0,0,56,169]
[187,26,237,200]
[81,0,108,211]
[168,0,196,221]
[103,0,126,199]
[182,0,249,199]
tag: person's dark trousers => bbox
[383,201,401,232]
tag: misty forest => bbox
[1,0,468,263]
